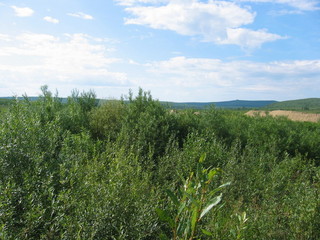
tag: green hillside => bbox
[164,100,277,109]
[3,96,320,111]
[264,98,320,112]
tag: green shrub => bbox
[1,87,319,239]
[89,100,125,140]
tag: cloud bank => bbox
[135,56,320,101]
[0,33,127,96]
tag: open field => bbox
[246,110,320,122]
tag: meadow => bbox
[0,87,319,239]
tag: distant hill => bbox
[214,100,277,109]
[0,96,277,110]
[164,100,277,109]
[2,96,319,111]
[0,96,40,102]
[0,96,67,103]
[264,98,320,112]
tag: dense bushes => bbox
[0,87,319,239]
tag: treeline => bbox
[0,87,319,239]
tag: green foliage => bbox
[0,98,14,113]
[157,155,230,240]
[89,100,125,140]
[58,88,97,133]
[265,98,320,112]
[0,86,319,239]
[0,98,14,106]
[0,97,64,239]
[118,88,174,163]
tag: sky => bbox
[0,0,319,102]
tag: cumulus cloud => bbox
[122,0,285,49]
[0,33,128,96]
[68,12,94,20]
[11,5,34,17]
[43,16,59,24]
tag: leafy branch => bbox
[156,154,230,239]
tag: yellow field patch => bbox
[245,110,320,123]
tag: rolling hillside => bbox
[264,98,320,112]
[2,96,320,111]
[165,100,277,109]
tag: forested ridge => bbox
[0,86,319,239]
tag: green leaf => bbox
[177,201,187,215]
[208,169,218,181]
[159,233,170,240]
[184,221,191,237]
[218,181,231,189]
[177,220,187,236]
[155,208,175,228]
[208,182,231,198]
[165,189,179,206]
[201,229,213,236]
[199,153,206,163]
[199,194,222,220]
[191,206,199,233]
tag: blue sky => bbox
[0,0,319,101]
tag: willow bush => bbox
[0,87,319,239]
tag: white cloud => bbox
[0,34,11,42]
[235,0,320,11]
[138,56,320,101]
[221,28,288,49]
[43,16,59,24]
[0,33,128,96]
[122,0,285,48]
[68,12,94,20]
[11,6,34,17]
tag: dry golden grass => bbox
[245,110,320,123]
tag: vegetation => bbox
[0,98,14,113]
[0,87,319,239]
[164,100,277,110]
[264,98,320,112]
